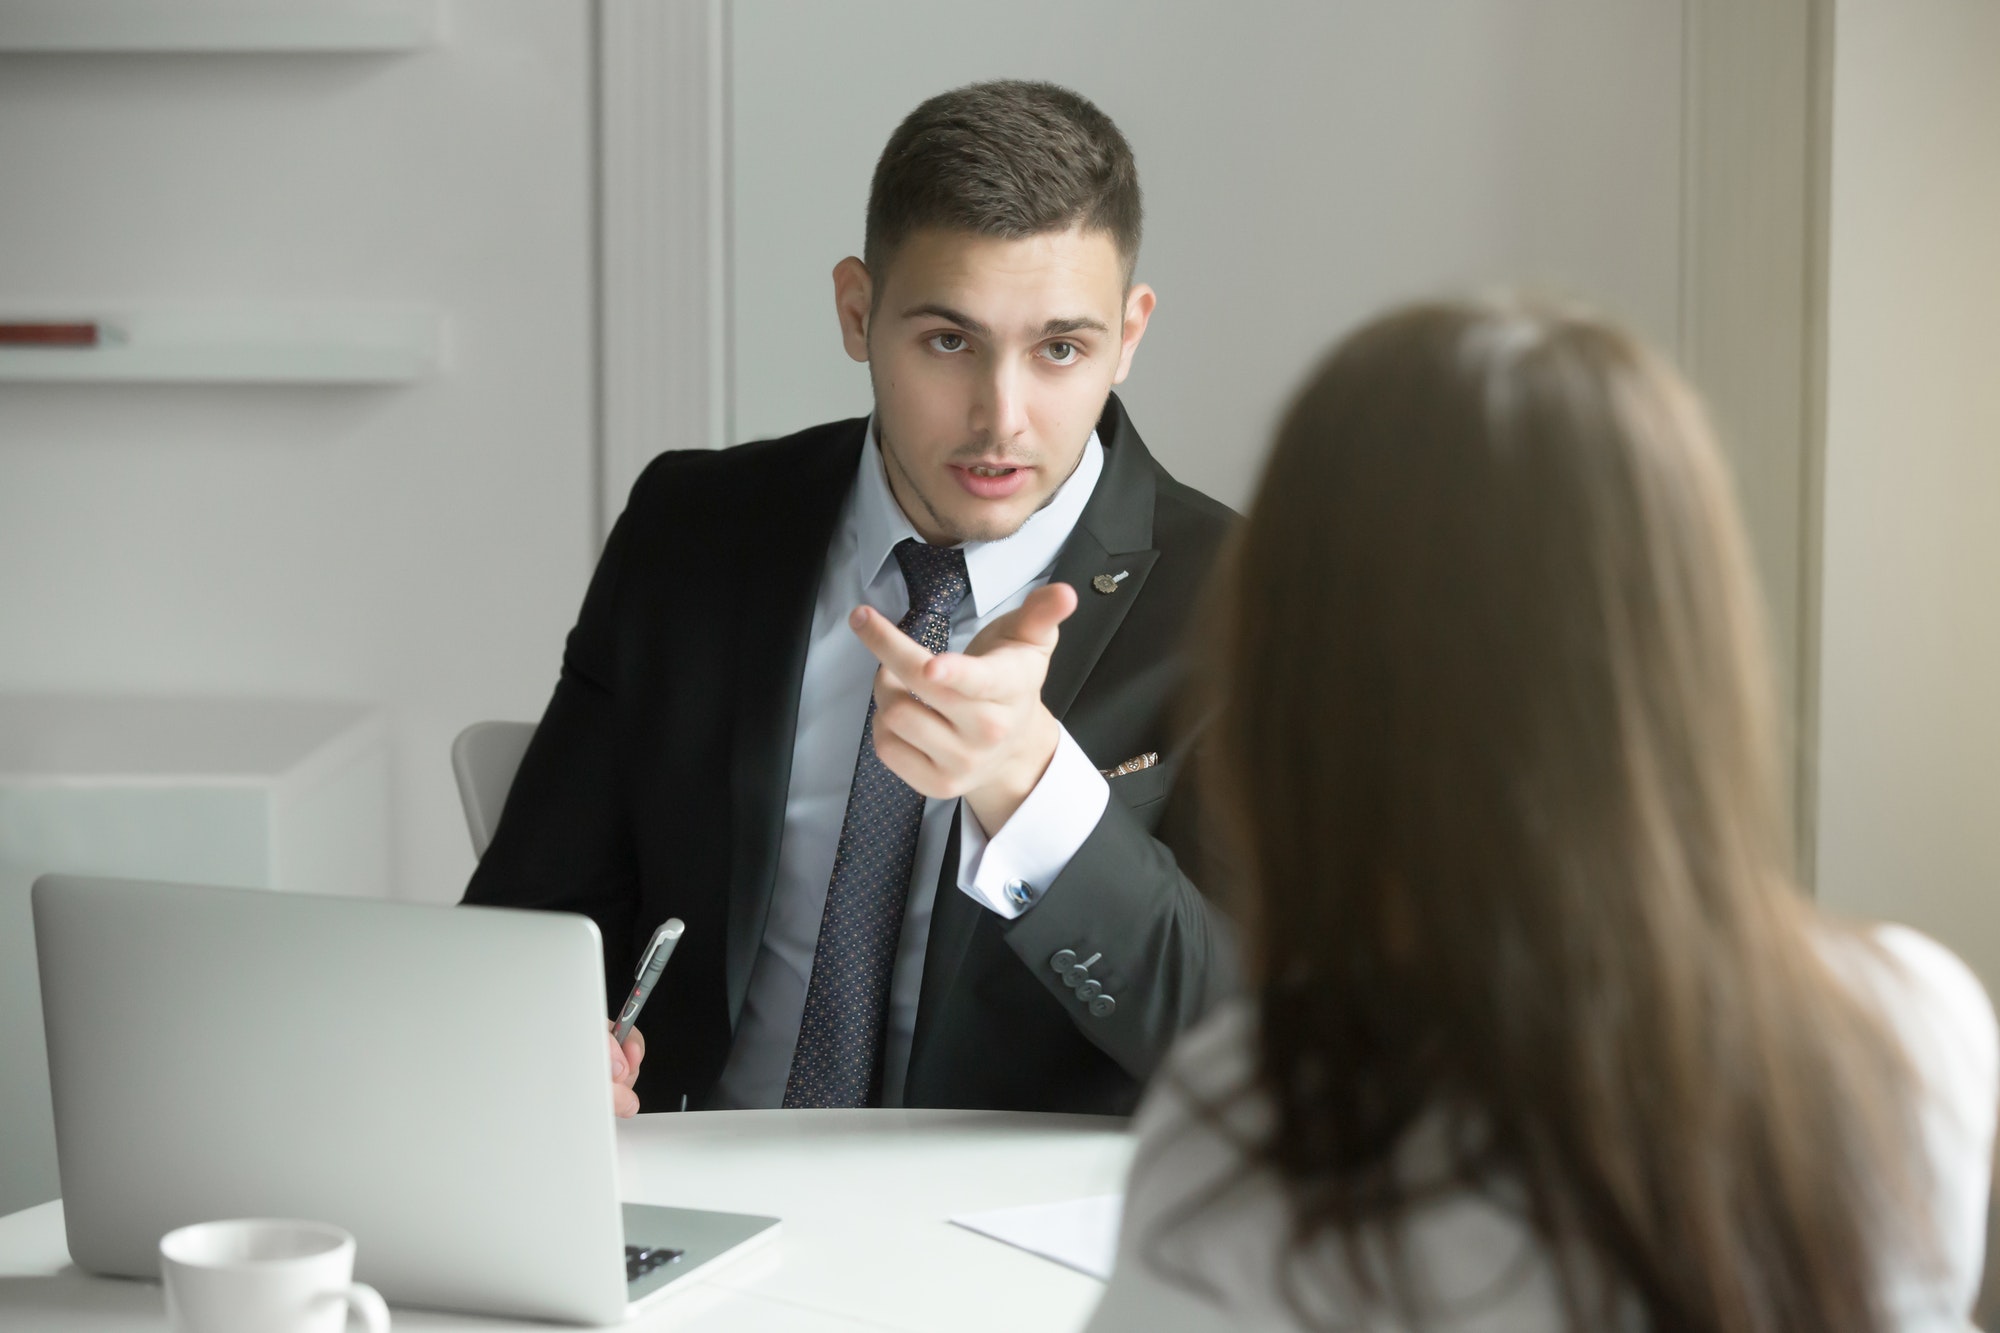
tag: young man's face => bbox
[834,227,1155,546]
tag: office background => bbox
[0,0,1995,1221]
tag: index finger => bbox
[849,605,941,685]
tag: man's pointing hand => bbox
[851,580,1078,836]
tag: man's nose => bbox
[974,360,1030,445]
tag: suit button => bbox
[1076,980,1102,1001]
[1089,994,1116,1018]
[1063,964,1092,988]
[1050,949,1077,973]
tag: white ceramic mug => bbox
[160,1218,390,1333]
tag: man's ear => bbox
[1112,282,1157,385]
[833,256,873,363]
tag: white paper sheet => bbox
[948,1193,1124,1280]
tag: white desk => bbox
[0,1108,1134,1331]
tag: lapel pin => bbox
[1091,571,1129,595]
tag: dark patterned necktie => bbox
[782,538,972,1108]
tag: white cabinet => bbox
[0,697,390,1217]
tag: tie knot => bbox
[893,538,971,623]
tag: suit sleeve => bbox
[994,739,1241,1082]
[460,462,660,1001]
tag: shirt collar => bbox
[852,417,1105,619]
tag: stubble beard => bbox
[877,423,983,545]
[873,414,1088,548]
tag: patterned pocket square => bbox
[1099,752,1160,779]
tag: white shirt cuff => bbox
[955,726,1110,918]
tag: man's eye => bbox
[1043,341,1079,365]
[927,333,967,354]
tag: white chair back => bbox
[450,720,536,858]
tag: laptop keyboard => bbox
[626,1245,684,1282]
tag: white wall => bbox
[1817,1,2000,991]
[0,3,596,904]
[729,0,1685,511]
[0,1,1694,898]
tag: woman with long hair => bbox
[1085,298,1996,1332]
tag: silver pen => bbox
[612,918,684,1045]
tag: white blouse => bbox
[1086,924,1999,1332]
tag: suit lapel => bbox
[724,423,867,1028]
[1041,393,1161,718]
[907,395,1161,1082]
[1040,539,1160,720]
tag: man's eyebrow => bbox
[900,304,991,337]
[897,306,1112,340]
[1039,316,1111,337]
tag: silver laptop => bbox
[32,874,778,1325]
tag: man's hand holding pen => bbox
[607,1022,644,1119]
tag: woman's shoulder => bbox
[1090,1000,1298,1331]
[1869,921,1995,1030]
[1157,997,1261,1093]
[1818,919,1999,1319]
[1817,919,1998,1101]
[1834,920,1989,1000]
[1098,1001,1566,1332]
[1118,1000,1282,1265]
[1130,998,1266,1151]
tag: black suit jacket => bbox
[463,394,1239,1116]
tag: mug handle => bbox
[334,1282,391,1332]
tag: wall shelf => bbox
[0,0,440,53]
[0,307,445,385]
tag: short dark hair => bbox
[864,80,1143,287]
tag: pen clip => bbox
[634,917,685,979]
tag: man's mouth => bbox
[949,462,1033,500]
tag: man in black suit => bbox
[465,80,1237,1117]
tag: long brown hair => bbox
[1200,297,1918,1331]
